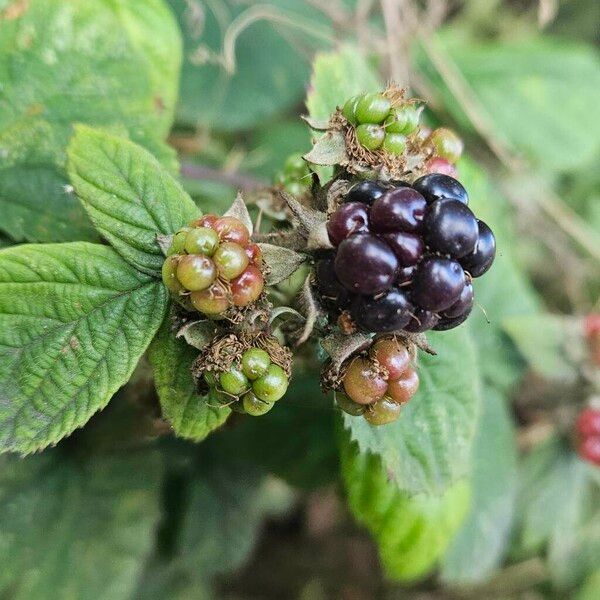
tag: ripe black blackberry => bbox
[315,174,496,334]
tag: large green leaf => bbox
[148,315,230,442]
[0,243,168,454]
[340,430,470,581]
[342,328,481,496]
[306,45,381,120]
[0,447,162,600]
[441,387,517,584]
[68,127,199,276]
[171,0,330,131]
[459,158,540,392]
[0,0,181,243]
[417,36,600,171]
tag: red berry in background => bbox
[585,314,600,367]
[372,338,410,380]
[429,127,464,163]
[343,357,387,405]
[576,408,600,438]
[230,265,264,307]
[425,157,458,178]
[578,436,600,466]
[387,368,420,405]
[213,216,250,246]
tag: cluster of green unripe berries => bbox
[274,153,311,197]
[335,337,419,426]
[162,214,264,317]
[342,92,421,155]
[205,347,290,416]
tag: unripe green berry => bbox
[162,256,184,294]
[252,364,288,403]
[385,105,419,134]
[190,282,229,316]
[204,372,217,387]
[355,93,391,124]
[401,105,420,134]
[356,124,385,151]
[168,229,190,255]
[213,242,249,280]
[342,95,361,123]
[241,348,271,380]
[242,392,274,416]
[430,127,464,163]
[382,133,407,155]
[364,397,402,426]
[208,385,231,406]
[176,255,217,291]
[220,368,250,396]
[335,392,366,416]
[184,227,219,256]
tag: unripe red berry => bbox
[579,436,600,466]
[213,242,249,280]
[425,157,458,178]
[343,357,387,405]
[192,214,219,229]
[429,127,464,163]
[576,408,600,438]
[213,216,250,246]
[245,243,263,266]
[230,265,264,307]
[372,338,410,380]
[386,368,419,405]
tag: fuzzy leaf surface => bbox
[0,448,162,600]
[68,127,199,276]
[0,0,181,243]
[148,316,230,442]
[340,430,470,581]
[342,328,481,496]
[0,243,168,454]
[441,387,517,584]
[258,243,307,285]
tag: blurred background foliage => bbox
[0,0,599,598]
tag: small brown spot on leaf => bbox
[1,0,29,20]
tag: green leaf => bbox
[459,158,540,392]
[577,570,600,600]
[171,0,330,131]
[340,429,470,582]
[68,126,199,276]
[0,242,168,454]
[417,36,600,171]
[0,447,162,600]
[0,0,182,243]
[441,387,517,584]
[503,314,583,382]
[148,315,230,442]
[342,328,481,495]
[306,45,381,120]
[303,131,348,166]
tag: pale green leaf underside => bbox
[342,328,481,495]
[0,449,162,600]
[68,126,199,276]
[0,0,181,243]
[0,242,168,454]
[340,431,470,581]
[148,315,230,442]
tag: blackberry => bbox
[413,173,469,205]
[460,220,496,277]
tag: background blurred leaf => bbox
[441,387,517,584]
[0,447,162,600]
[417,36,600,171]
[0,243,168,454]
[171,0,331,131]
[149,316,230,443]
[340,430,470,582]
[342,328,481,496]
[0,0,181,243]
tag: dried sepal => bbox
[258,243,307,285]
[224,191,253,236]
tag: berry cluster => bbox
[342,92,421,155]
[162,215,264,317]
[317,174,496,333]
[576,408,600,466]
[335,338,419,426]
[205,347,289,416]
[274,153,311,198]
